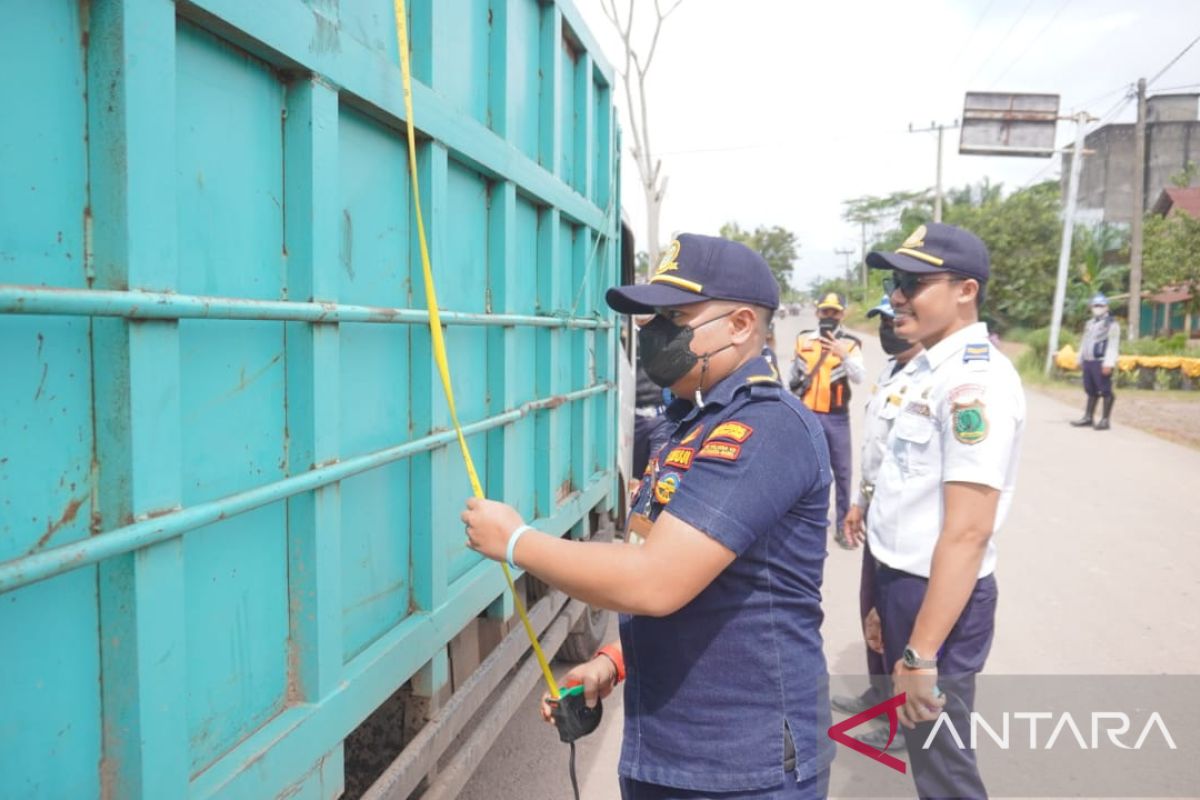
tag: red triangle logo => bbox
[827,693,908,774]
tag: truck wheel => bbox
[557,602,612,662]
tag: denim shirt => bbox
[621,356,835,791]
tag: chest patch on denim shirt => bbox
[679,425,705,446]
[654,472,681,504]
[663,447,695,470]
[706,421,754,443]
[697,441,742,462]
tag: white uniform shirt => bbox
[851,357,917,509]
[867,322,1025,579]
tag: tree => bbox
[1143,211,1200,314]
[600,0,683,276]
[841,190,931,288]
[718,222,801,296]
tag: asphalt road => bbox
[459,308,1200,799]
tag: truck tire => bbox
[557,602,612,663]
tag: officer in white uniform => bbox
[865,223,1026,799]
[831,294,923,753]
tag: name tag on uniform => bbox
[903,401,932,417]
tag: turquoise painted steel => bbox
[0,1,620,797]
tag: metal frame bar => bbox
[360,589,571,800]
[0,285,610,328]
[0,384,610,594]
[177,0,609,231]
[189,474,612,798]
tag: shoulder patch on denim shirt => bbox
[697,441,742,462]
[654,472,682,504]
[705,421,754,444]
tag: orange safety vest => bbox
[794,331,862,414]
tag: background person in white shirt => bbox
[864,223,1026,800]
[831,294,922,753]
[1072,292,1121,430]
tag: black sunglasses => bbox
[884,271,964,299]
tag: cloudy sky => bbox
[574,0,1200,288]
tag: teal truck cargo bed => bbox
[0,1,625,796]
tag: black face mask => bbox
[879,319,911,355]
[818,316,839,336]
[637,311,734,390]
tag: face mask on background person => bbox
[879,320,911,355]
[637,311,734,388]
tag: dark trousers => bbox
[816,412,851,533]
[876,564,998,800]
[619,770,830,800]
[859,541,889,700]
[1082,360,1113,398]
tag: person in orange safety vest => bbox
[790,293,864,545]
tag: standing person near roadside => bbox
[463,233,836,799]
[1071,292,1120,430]
[790,293,864,543]
[831,295,922,753]
[864,223,1025,799]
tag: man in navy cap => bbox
[1072,292,1120,430]
[864,223,1025,799]
[463,233,836,798]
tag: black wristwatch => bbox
[902,645,937,670]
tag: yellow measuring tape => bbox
[391,0,560,701]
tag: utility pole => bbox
[834,247,855,285]
[909,120,961,222]
[1128,78,1147,341]
[858,221,868,289]
[1046,111,1093,375]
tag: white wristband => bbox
[505,524,533,570]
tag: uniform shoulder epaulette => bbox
[963,342,990,363]
[841,332,863,347]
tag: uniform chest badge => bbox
[952,399,989,445]
[663,447,695,471]
[697,441,741,462]
[654,472,681,504]
[706,421,754,443]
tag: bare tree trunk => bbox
[600,0,683,279]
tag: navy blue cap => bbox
[605,233,781,314]
[866,223,990,283]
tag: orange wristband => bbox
[596,643,626,684]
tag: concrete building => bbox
[1062,93,1200,226]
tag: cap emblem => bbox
[902,225,927,250]
[655,240,681,275]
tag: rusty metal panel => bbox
[960,91,1061,157]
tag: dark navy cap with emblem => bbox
[606,233,781,314]
[866,222,990,283]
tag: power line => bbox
[987,0,1075,88]
[965,0,1041,87]
[946,0,1002,74]
[1147,32,1200,87]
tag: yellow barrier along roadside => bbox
[1054,345,1200,379]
